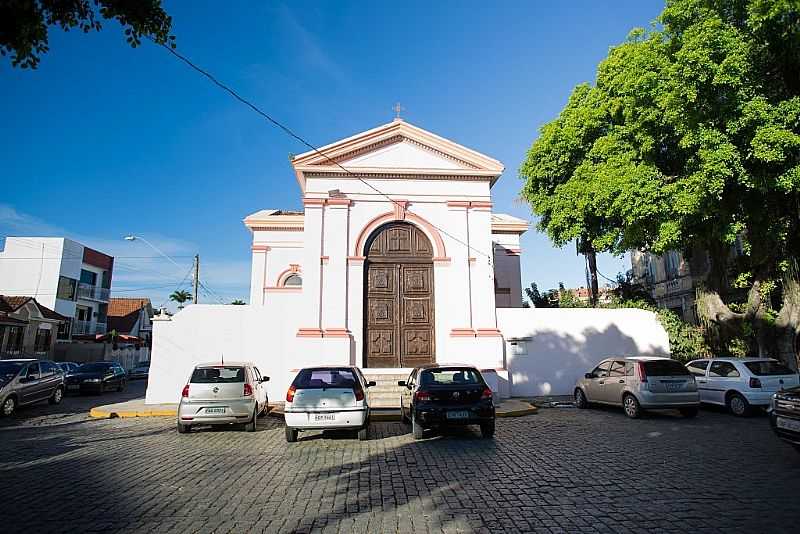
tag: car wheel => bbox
[244,409,257,432]
[1,396,16,417]
[728,393,750,417]
[285,426,298,443]
[49,387,64,405]
[412,413,424,440]
[357,425,369,441]
[117,382,125,392]
[574,388,588,409]
[622,394,641,419]
[480,421,495,438]
[177,422,191,434]
[679,407,698,418]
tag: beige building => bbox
[0,296,67,359]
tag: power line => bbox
[156,42,495,263]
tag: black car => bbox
[65,362,127,395]
[399,364,495,440]
[771,385,800,451]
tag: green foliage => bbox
[1,0,175,69]
[520,0,800,277]
[230,299,246,305]
[169,290,192,309]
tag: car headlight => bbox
[84,378,101,383]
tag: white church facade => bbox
[145,119,670,405]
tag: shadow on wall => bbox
[507,324,669,397]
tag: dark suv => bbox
[399,364,495,439]
[0,359,65,416]
[771,386,800,451]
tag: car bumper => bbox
[284,407,368,430]
[637,391,700,409]
[414,403,495,427]
[178,398,256,425]
[742,391,778,406]
[770,413,800,446]
[129,372,148,380]
[66,382,105,393]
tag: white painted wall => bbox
[496,308,670,397]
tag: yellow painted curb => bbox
[89,407,177,419]
[496,403,538,418]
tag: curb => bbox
[496,402,538,418]
[89,406,177,419]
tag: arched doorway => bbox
[363,222,435,368]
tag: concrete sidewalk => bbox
[90,398,537,419]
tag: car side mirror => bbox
[397,380,406,387]
[367,381,376,388]
[585,373,594,380]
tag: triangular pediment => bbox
[290,119,504,190]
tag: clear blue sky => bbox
[1,0,665,308]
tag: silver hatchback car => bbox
[177,361,269,433]
[574,356,700,418]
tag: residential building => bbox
[630,249,699,322]
[0,295,67,359]
[0,237,114,339]
[107,297,153,345]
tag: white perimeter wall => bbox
[496,308,670,397]
[146,300,304,404]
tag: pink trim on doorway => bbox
[302,198,326,207]
[353,210,447,258]
[296,328,324,338]
[450,328,477,337]
[323,328,351,338]
[327,198,352,206]
[476,328,503,337]
[264,286,301,293]
[251,244,270,252]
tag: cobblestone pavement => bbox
[1,403,799,533]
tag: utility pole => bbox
[192,254,200,304]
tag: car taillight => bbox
[243,383,253,396]
[414,390,431,402]
[636,362,648,383]
[286,385,296,403]
[181,384,190,398]
[481,387,493,400]
[749,377,762,388]
[354,387,365,401]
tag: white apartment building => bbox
[0,237,114,340]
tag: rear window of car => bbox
[642,360,690,376]
[77,363,111,372]
[744,361,794,376]
[419,368,482,386]
[191,367,245,383]
[293,368,357,389]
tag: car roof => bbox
[2,359,35,362]
[416,363,477,369]
[196,361,253,368]
[689,357,777,363]
[602,356,671,362]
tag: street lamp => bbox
[124,234,199,303]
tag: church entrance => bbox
[364,222,435,368]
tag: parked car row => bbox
[0,358,150,417]
[176,362,497,442]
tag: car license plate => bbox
[777,417,800,432]
[67,385,80,391]
[205,407,225,414]
[314,414,335,421]
[446,410,470,420]
[665,382,683,392]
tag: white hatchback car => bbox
[686,357,799,416]
[284,366,375,442]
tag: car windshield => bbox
[642,360,690,376]
[77,363,111,373]
[744,361,794,376]
[0,361,25,380]
[293,368,357,389]
[191,366,245,383]
[419,368,482,386]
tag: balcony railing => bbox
[72,320,107,336]
[77,283,110,302]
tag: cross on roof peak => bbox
[393,102,404,120]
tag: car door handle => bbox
[618,380,624,384]
[598,380,605,385]
[698,380,706,383]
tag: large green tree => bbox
[1,0,174,69]
[520,0,800,366]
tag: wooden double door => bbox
[364,223,435,368]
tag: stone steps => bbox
[364,372,407,408]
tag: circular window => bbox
[284,274,302,287]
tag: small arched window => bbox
[284,274,302,287]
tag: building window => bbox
[5,327,23,354]
[57,276,77,301]
[664,251,680,280]
[80,269,97,286]
[284,274,302,287]
[57,319,72,341]
[34,328,52,354]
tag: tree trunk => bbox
[587,249,599,307]
[775,267,800,370]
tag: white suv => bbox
[284,366,375,442]
[686,357,799,416]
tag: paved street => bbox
[1,399,799,533]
